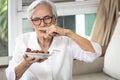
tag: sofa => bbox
[72,57,116,80]
[72,16,120,80]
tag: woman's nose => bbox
[40,20,45,27]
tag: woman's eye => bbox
[44,16,51,19]
[32,18,40,21]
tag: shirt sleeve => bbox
[69,38,102,62]
[6,60,16,80]
[6,36,26,80]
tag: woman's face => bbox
[31,4,56,38]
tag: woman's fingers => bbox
[38,58,48,63]
[38,24,66,38]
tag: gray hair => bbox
[27,0,58,20]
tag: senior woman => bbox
[6,0,102,80]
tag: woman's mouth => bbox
[39,30,46,33]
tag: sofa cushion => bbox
[103,17,120,79]
[72,57,104,75]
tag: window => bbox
[0,0,8,57]
[8,0,98,56]
[76,13,96,39]
[22,0,75,6]
[22,14,96,40]
[22,15,76,33]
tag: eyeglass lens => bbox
[31,16,53,26]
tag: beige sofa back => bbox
[72,57,104,75]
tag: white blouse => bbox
[6,32,102,80]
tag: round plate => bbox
[25,52,51,59]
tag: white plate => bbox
[25,52,51,59]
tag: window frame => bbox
[8,0,98,56]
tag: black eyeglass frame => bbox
[31,16,54,26]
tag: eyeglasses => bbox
[31,16,53,26]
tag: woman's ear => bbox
[29,20,35,28]
[53,18,57,25]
